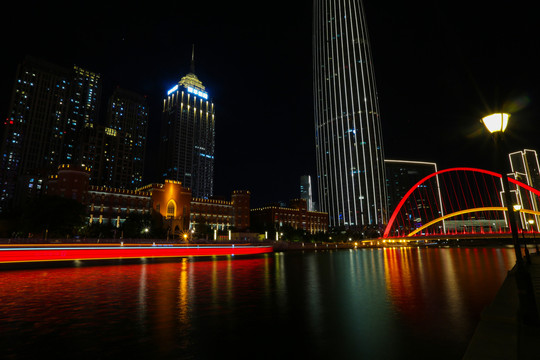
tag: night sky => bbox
[1,1,539,208]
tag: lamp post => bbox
[529,219,539,253]
[482,113,523,268]
[513,205,531,264]
[482,112,539,325]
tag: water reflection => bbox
[382,247,514,347]
[0,248,515,359]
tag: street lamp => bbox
[514,204,531,264]
[482,112,539,325]
[482,113,523,268]
[482,113,509,133]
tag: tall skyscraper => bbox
[159,50,215,199]
[106,87,148,188]
[313,0,387,227]
[300,175,314,211]
[0,57,101,211]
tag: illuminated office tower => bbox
[159,52,215,199]
[313,0,387,227]
[0,57,101,211]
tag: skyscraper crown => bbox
[179,73,205,91]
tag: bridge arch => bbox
[383,167,540,238]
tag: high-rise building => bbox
[385,159,444,232]
[0,57,101,211]
[106,87,148,188]
[159,50,215,199]
[81,125,135,189]
[64,65,101,164]
[300,175,314,211]
[508,149,540,230]
[313,0,387,227]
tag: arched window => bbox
[166,200,176,218]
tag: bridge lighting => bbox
[482,113,510,133]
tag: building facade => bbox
[82,125,134,189]
[313,0,387,228]
[0,57,101,212]
[80,88,148,190]
[106,87,148,188]
[159,54,215,199]
[46,165,248,235]
[508,149,540,231]
[385,159,444,234]
[251,199,328,235]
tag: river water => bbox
[0,246,516,359]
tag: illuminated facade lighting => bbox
[508,149,540,231]
[313,0,387,227]
[167,84,178,95]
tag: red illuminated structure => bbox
[383,167,540,238]
[0,244,273,264]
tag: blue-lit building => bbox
[0,57,101,211]
[159,53,215,199]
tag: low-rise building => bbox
[251,198,328,234]
[46,165,250,235]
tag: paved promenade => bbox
[463,251,540,359]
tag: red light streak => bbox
[0,245,273,264]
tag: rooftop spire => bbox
[190,44,195,74]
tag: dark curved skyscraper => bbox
[313,0,387,228]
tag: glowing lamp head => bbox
[482,113,510,133]
[513,204,522,211]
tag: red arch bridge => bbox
[382,167,540,240]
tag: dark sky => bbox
[1,1,539,208]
